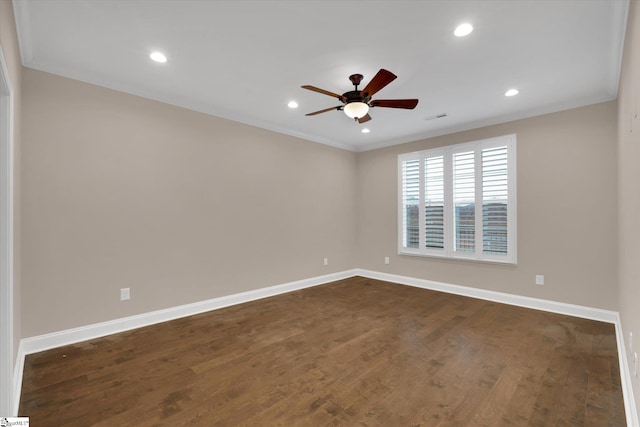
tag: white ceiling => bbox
[12,0,629,152]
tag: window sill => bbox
[398,250,517,266]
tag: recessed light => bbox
[505,89,519,97]
[150,51,167,63]
[287,101,299,109]
[361,128,370,134]
[454,23,473,37]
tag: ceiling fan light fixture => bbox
[343,102,369,120]
[302,69,417,122]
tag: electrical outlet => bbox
[120,288,130,301]
[384,256,390,265]
[323,258,328,266]
[535,275,544,285]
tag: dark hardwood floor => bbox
[19,276,626,426]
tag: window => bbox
[398,134,516,264]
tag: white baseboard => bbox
[12,340,24,416]
[18,269,358,356]
[355,269,619,323]
[14,268,637,425]
[615,313,640,427]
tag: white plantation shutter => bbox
[425,155,444,250]
[401,157,420,249]
[398,135,516,264]
[482,146,509,255]
[453,151,475,253]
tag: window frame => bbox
[398,134,517,265]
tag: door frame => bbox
[0,45,16,416]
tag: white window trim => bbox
[398,134,517,265]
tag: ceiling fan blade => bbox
[357,113,372,123]
[361,69,397,98]
[370,99,419,109]
[301,85,345,101]
[305,105,342,116]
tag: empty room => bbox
[1,0,640,425]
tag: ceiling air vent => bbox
[425,113,447,121]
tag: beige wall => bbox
[618,0,640,417]
[21,69,621,337]
[21,68,357,337]
[0,0,22,395]
[356,101,618,310]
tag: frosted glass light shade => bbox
[343,102,369,119]
[150,51,167,63]
[454,23,473,37]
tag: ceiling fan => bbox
[301,69,418,123]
